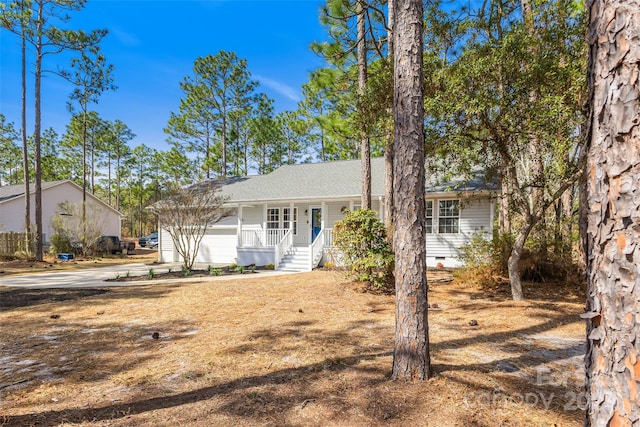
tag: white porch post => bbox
[378,196,384,220]
[237,205,243,247]
[289,202,294,234]
[263,204,268,246]
[321,201,326,229]
[349,200,354,211]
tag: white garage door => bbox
[195,228,238,264]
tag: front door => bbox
[311,207,322,242]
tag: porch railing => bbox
[323,228,334,248]
[309,229,325,270]
[240,227,291,248]
[265,229,288,246]
[274,229,293,269]
[240,228,263,247]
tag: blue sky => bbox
[0,0,328,151]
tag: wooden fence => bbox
[0,232,32,256]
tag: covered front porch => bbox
[234,199,382,271]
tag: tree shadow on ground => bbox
[1,351,393,427]
[0,284,178,311]
[1,301,585,426]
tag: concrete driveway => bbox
[0,263,181,289]
[0,263,295,289]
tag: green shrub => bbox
[265,263,275,270]
[182,266,192,277]
[235,265,245,274]
[456,231,511,286]
[208,265,221,276]
[332,209,394,290]
[148,268,155,279]
[49,233,74,255]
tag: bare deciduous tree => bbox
[150,182,230,271]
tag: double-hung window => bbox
[283,207,298,235]
[267,208,279,230]
[425,200,434,233]
[438,200,460,233]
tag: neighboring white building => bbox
[158,158,499,271]
[0,180,123,243]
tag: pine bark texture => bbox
[384,0,395,238]
[357,0,371,210]
[391,0,430,381]
[33,0,44,261]
[584,0,640,424]
[20,17,31,254]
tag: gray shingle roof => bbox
[206,158,498,203]
[0,180,68,203]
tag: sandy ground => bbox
[0,269,586,426]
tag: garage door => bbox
[195,228,237,264]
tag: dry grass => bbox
[0,249,158,277]
[0,270,586,426]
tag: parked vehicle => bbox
[138,232,158,248]
[96,236,135,255]
[147,235,159,249]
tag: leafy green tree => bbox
[60,114,86,183]
[166,51,257,178]
[126,144,155,237]
[424,0,587,300]
[249,93,281,174]
[1,0,35,245]
[333,209,394,289]
[157,141,198,190]
[64,45,115,244]
[299,68,359,160]
[277,110,312,165]
[39,127,67,181]
[314,0,391,208]
[0,115,21,186]
[1,0,107,260]
[100,119,134,208]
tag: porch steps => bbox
[277,247,311,272]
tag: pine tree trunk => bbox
[384,0,394,239]
[584,0,640,424]
[357,0,371,210]
[391,0,430,381]
[33,0,44,261]
[116,153,121,211]
[384,142,394,237]
[20,14,31,254]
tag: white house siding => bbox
[425,197,494,268]
[195,228,238,264]
[159,214,239,265]
[326,202,346,229]
[0,182,120,243]
[158,228,176,263]
[241,206,263,227]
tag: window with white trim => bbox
[267,208,279,230]
[438,199,460,233]
[283,207,298,235]
[425,200,434,233]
